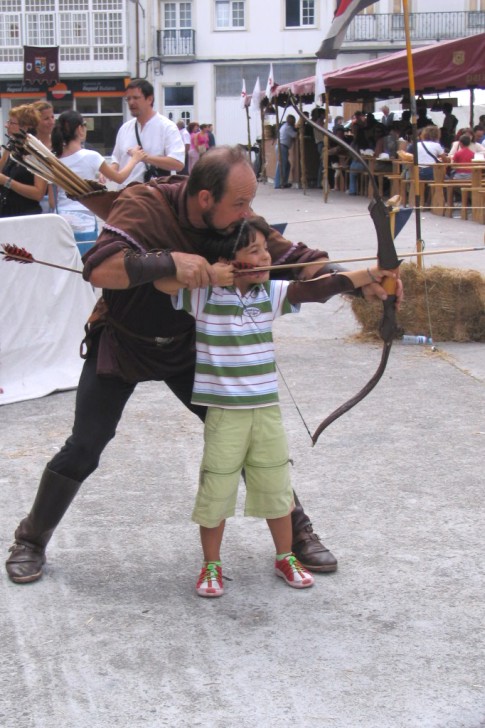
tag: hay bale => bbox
[351,263,485,342]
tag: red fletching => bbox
[0,243,82,275]
[1,243,34,264]
[233,261,257,276]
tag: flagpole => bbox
[259,104,267,182]
[323,91,330,202]
[314,59,329,202]
[245,105,252,163]
[402,0,424,270]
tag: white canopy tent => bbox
[0,214,97,405]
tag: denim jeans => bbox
[274,144,290,188]
[348,159,366,194]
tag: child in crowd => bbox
[154,216,394,598]
[451,134,475,179]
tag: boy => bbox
[155,217,393,597]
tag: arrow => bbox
[234,246,485,274]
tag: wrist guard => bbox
[288,273,355,305]
[124,249,176,288]
[317,261,346,275]
[317,262,364,298]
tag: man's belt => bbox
[105,314,187,347]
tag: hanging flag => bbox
[265,63,275,100]
[24,46,60,85]
[249,77,262,113]
[316,1,376,59]
[314,60,327,99]
[240,78,249,109]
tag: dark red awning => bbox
[270,34,485,105]
[324,34,485,103]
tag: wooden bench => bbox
[384,173,403,198]
[427,180,471,217]
[373,171,391,197]
[470,187,485,224]
[461,187,471,220]
[400,178,428,208]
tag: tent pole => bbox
[298,99,307,194]
[324,92,330,203]
[403,0,424,270]
[275,104,283,188]
[470,88,474,128]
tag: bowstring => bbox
[417,238,435,345]
[230,284,314,443]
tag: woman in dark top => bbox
[0,104,47,218]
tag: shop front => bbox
[0,77,129,157]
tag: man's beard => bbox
[201,208,237,236]
[199,209,239,263]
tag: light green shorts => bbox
[192,406,293,528]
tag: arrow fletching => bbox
[1,243,34,263]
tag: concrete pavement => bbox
[1,185,484,728]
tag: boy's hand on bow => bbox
[210,261,235,287]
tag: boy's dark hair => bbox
[227,216,271,259]
[207,216,271,263]
[459,134,471,147]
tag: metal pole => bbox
[403,0,424,270]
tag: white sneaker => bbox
[196,562,224,598]
[275,554,314,589]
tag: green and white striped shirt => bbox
[173,281,299,408]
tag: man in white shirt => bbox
[176,119,191,174]
[111,79,185,188]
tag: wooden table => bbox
[429,163,485,218]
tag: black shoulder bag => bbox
[134,123,171,182]
[421,141,453,178]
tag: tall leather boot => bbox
[291,493,338,573]
[5,468,81,584]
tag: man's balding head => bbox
[187,145,254,203]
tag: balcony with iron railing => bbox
[156,29,196,57]
[344,11,485,45]
[155,12,480,61]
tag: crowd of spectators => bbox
[268,101,485,194]
[0,80,217,234]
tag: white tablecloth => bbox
[0,214,97,405]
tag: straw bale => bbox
[351,263,485,342]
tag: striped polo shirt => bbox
[173,281,299,408]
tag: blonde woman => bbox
[31,100,56,211]
[416,125,449,180]
[0,105,47,217]
[31,100,55,149]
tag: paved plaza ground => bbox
[1,184,484,727]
